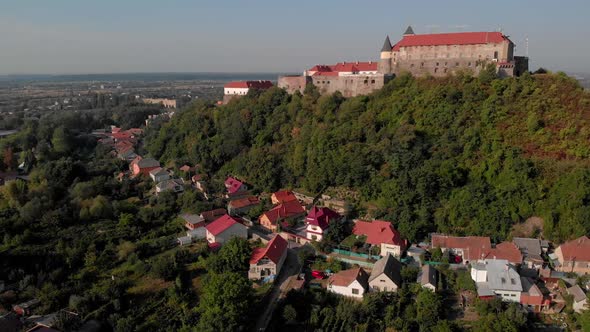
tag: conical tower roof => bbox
[404,25,415,35]
[381,36,392,52]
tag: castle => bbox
[278,26,529,97]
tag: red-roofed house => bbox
[131,158,161,177]
[431,234,491,264]
[327,267,369,299]
[353,220,407,257]
[248,235,288,280]
[205,214,248,245]
[259,200,305,232]
[305,206,341,241]
[554,236,590,274]
[484,242,523,265]
[228,196,260,215]
[270,190,298,205]
[223,81,273,103]
[224,176,248,195]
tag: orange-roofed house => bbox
[204,214,248,245]
[484,242,523,265]
[327,267,369,299]
[554,236,590,274]
[248,235,288,280]
[228,196,260,216]
[270,190,298,205]
[259,200,305,232]
[352,220,407,257]
[431,234,491,264]
[131,158,160,177]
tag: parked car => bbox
[311,270,326,279]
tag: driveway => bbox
[253,247,302,331]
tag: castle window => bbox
[364,79,368,84]
[410,64,414,68]
[444,68,448,73]
[456,62,459,66]
[327,81,330,84]
[468,62,471,67]
[436,62,439,66]
[421,62,424,68]
[445,62,448,66]
[371,79,375,84]
[434,68,438,73]
[494,51,498,59]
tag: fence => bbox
[332,248,381,261]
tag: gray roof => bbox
[404,25,415,35]
[381,36,392,52]
[473,259,522,292]
[513,237,543,262]
[137,158,160,168]
[568,285,587,302]
[521,277,542,297]
[157,178,184,191]
[149,167,168,176]
[420,264,437,286]
[369,254,402,287]
[181,213,204,225]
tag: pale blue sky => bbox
[0,0,588,74]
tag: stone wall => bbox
[278,75,311,94]
[310,74,390,97]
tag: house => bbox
[182,213,207,239]
[567,284,588,313]
[200,208,227,222]
[155,178,184,194]
[223,80,274,103]
[225,176,248,195]
[12,298,40,316]
[471,259,522,302]
[352,220,407,257]
[368,254,403,292]
[513,237,547,270]
[228,196,260,216]
[484,242,523,265]
[248,235,288,280]
[305,206,341,241]
[554,236,590,275]
[259,200,305,232]
[328,267,370,299]
[205,214,248,245]
[271,190,298,205]
[177,236,192,246]
[131,157,160,177]
[431,234,491,264]
[419,265,437,292]
[149,167,170,183]
[520,277,549,312]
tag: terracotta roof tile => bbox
[249,235,288,265]
[558,236,590,262]
[328,267,369,288]
[353,220,406,247]
[392,31,509,51]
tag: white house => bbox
[327,267,369,299]
[368,254,402,292]
[305,206,340,241]
[204,214,248,245]
[471,259,522,302]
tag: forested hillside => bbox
[146,69,590,243]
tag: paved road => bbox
[253,247,302,331]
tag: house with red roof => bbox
[554,236,590,274]
[270,190,298,205]
[431,234,492,264]
[484,242,523,265]
[520,277,550,313]
[131,157,161,177]
[228,196,260,216]
[259,200,305,232]
[223,80,273,104]
[224,176,248,196]
[305,206,341,241]
[205,214,248,245]
[352,220,407,257]
[327,267,369,299]
[248,235,288,280]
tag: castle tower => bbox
[403,25,415,35]
[378,35,393,74]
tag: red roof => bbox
[328,267,369,287]
[558,236,590,262]
[208,242,222,251]
[250,235,288,265]
[353,220,406,248]
[306,206,340,230]
[260,200,305,225]
[484,242,523,264]
[392,32,509,51]
[431,234,491,262]
[229,196,260,209]
[179,165,192,172]
[271,190,298,204]
[225,176,245,194]
[205,214,241,236]
[308,61,378,75]
[224,80,274,89]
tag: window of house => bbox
[494,51,498,59]
[352,288,359,295]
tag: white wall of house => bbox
[494,290,521,303]
[224,87,249,95]
[369,273,399,292]
[306,225,324,241]
[471,268,487,282]
[207,223,248,244]
[328,280,366,299]
[573,299,588,313]
[187,228,206,239]
[380,243,402,257]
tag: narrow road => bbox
[253,247,301,331]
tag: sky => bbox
[0,0,589,75]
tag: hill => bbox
[145,69,590,243]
